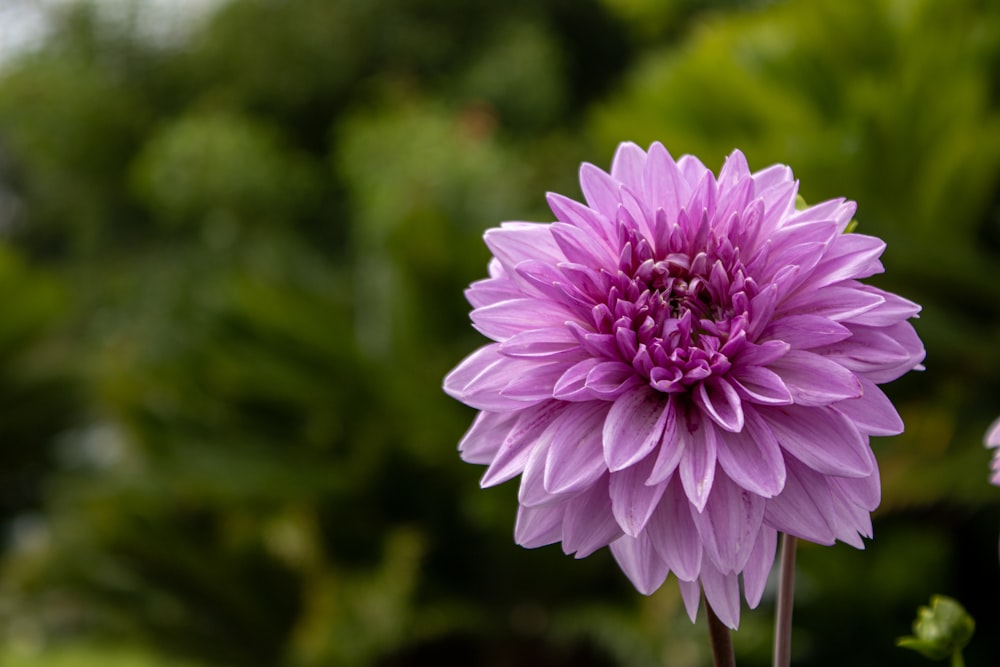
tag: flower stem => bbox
[705,596,736,667]
[773,533,798,667]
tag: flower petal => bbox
[742,526,777,608]
[762,457,837,545]
[768,350,862,406]
[692,474,765,575]
[444,344,543,410]
[729,365,793,406]
[480,401,567,487]
[458,410,520,464]
[646,479,703,581]
[561,475,623,557]
[609,453,670,536]
[761,404,873,478]
[603,387,670,472]
[514,504,564,549]
[716,408,786,497]
[694,376,745,432]
[679,413,718,512]
[543,402,613,494]
[610,533,670,595]
[833,377,904,436]
[700,559,741,629]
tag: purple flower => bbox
[986,418,1000,486]
[444,142,925,628]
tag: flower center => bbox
[594,226,755,393]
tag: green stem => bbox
[951,650,965,667]
[705,596,736,667]
[773,533,798,667]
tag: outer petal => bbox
[715,408,786,498]
[561,475,623,558]
[742,526,777,608]
[458,410,520,464]
[609,452,670,536]
[679,413,718,512]
[646,479,703,581]
[543,402,613,494]
[767,350,862,406]
[761,404,873,478]
[603,387,670,471]
[691,474,765,575]
[609,532,670,595]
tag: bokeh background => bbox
[0,0,997,665]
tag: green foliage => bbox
[898,595,975,666]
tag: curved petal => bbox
[561,474,623,557]
[609,452,670,536]
[480,401,567,487]
[691,474,765,575]
[603,387,670,471]
[514,504,565,549]
[694,376,745,432]
[716,408,786,497]
[761,404,872,478]
[647,479,703,582]
[610,533,670,595]
[458,410,520,464]
[768,350,862,406]
[543,402,613,494]
[679,413,718,512]
[742,526,777,608]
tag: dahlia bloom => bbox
[986,418,1000,485]
[444,142,924,628]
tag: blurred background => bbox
[0,0,997,665]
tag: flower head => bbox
[986,418,1000,485]
[444,142,924,628]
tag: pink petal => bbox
[458,410,520,464]
[609,141,647,193]
[543,402,612,494]
[833,378,904,436]
[545,192,614,247]
[742,526,777,608]
[484,222,563,270]
[761,405,873,478]
[579,162,622,220]
[444,344,543,411]
[762,457,837,545]
[609,453,670,536]
[603,387,670,472]
[561,475,623,557]
[694,376,745,432]
[500,362,571,401]
[729,365,793,406]
[691,474,765,575]
[778,282,884,322]
[677,578,702,622]
[679,413,718,512]
[646,398,684,485]
[715,408,786,498]
[768,350,862,406]
[646,479,703,581]
[499,327,584,361]
[642,142,689,222]
[514,504,565,549]
[843,286,921,326]
[610,533,670,595]
[760,315,852,350]
[700,560,741,629]
[471,298,573,340]
[480,401,567,487]
[807,233,886,286]
[551,221,616,268]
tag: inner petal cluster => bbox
[594,221,755,397]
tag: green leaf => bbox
[896,595,975,662]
